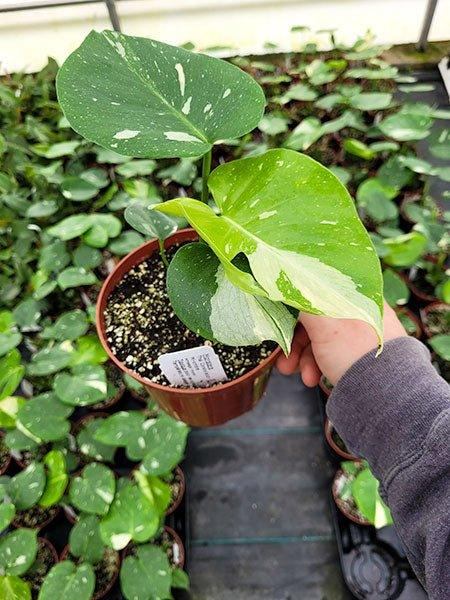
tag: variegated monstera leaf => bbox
[157,149,384,353]
[56,31,265,158]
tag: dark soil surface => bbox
[15,443,50,468]
[166,469,184,512]
[424,305,450,336]
[67,548,119,598]
[24,539,57,598]
[13,505,59,529]
[104,244,276,386]
[0,437,11,473]
[408,267,437,300]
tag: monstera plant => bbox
[57,30,384,357]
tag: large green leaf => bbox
[69,463,115,515]
[57,30,265,158]
[120,545,172,600]
[9,462,46,510]
[156,149,383,344]
[69,515,105,564]
[352,468,393,528]
[54,365,107,406]
[17,393,72,442]
[0,529,38,576]
[38,561,95,600]
[99,480,160,550]
[167,242,296,353]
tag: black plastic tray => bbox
[317,390,427,599]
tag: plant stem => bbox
[201,149,212,204]
[159,239,169,268]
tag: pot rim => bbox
[332,469,370,526]
[165,466,186,516]
[96,228,282,394]
[324,419,360,462]
[37,536,59,565]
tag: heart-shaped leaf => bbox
[428,334,450,361]
[9,462,46,510]
[69,463,115,515]
[137,415,189,475]
[156,149,383,344]
[133,471,171,515]
[124,202,177,241]
[57,30,265,158]
[120,544,171,600]
[69,514,105,564]
[27,343,73,376]
[383,232,427,267]
[383,270,409,307]
[57,267,97,291]
[0,528,38,576]
[99,480,160,550]
[167,242,296,353]
[39,450,68,507]
[17,393,73,442]
[76,417,116,463]
[69,335,107,366]
[54,365,107,406]
[38,561,95,600]
[93,411,146,447]
[41,310,89,341]
[0,350,24,402]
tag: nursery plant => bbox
[1,24,449,599]
[56,31,385,419]
[333,460,393,528]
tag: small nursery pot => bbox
[96,229,281,427]
[324,419,359,462]
[0,432,12,475]
[60,545,120,600]
[420,302,450,339]
[166,466,186,516]
[38,537,59,565]
[332,469,370,526]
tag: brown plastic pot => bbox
[420,302,450,339]
[38,537,59,565]
[332,469,370,526]
[166,466,186,516]
[96,229,281,427]
[394,306,422,339]
[60,545,120,600]
[324,419,359,461]
[0,432,12,475]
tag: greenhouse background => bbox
[0,1,449,599]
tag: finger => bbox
[299,343,321,387]
[276,325,310,375]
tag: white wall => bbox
[1,0,449,74]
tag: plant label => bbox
[158,346,228,388]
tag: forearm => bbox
[327,337,450,599]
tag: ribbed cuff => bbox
[326,337,448,484]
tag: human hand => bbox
[276,302,407,387]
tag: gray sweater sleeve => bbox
[326,336,450,600]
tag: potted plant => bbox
[0,450,67,531]
[0,527,58,600]
[332,460,393,528]
[56,31,384,426]
[420,302,450,339]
